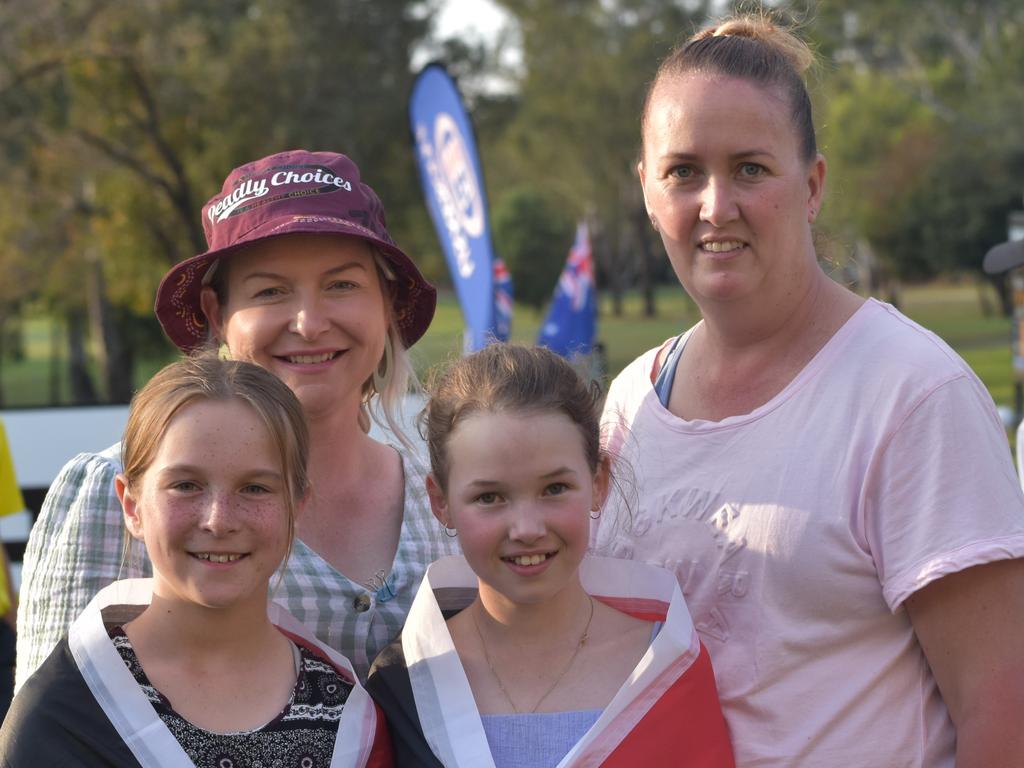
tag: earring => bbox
[589,507,601,520]
[442,525,458,538]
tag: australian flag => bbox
[493,258,513,342]
[538,222,596,358]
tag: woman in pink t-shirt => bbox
[595,11,1024,767]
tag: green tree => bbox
[0,0,436,403]
[487,0,708,316]
[806,0,1024,304]
[492,186,574,310]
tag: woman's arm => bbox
[906,558,1024,768]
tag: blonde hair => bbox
[121,354,310,569]
[357,251,420,450]
[643,11,819,162]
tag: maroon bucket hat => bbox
[155,149,436,352]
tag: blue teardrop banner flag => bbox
[410,64,501,351]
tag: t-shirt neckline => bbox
[648,298,879,432]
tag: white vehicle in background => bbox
[0,405,129,589]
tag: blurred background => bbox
[0,0,1022,409]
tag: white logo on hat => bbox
[208,178,269,224]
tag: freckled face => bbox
[120,398,291,612]
[202,233,390,420]
[640,74,825,308]
[428,411,608,609]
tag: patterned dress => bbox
[110,626,349,767]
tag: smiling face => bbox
[427,409,608,609]
[117,398,291,612]
[201,233,390,420]
[640,73,825,309]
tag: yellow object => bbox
[0,420,25,616]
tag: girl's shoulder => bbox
[591,599,657,654]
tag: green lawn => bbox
[0,280,1017,411]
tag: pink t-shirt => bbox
[595,299,1024,767]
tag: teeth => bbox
[512,553,548,566]
[702,240,743,253]
[287,352,334,364]
[194,553,242,563]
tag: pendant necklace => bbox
[471,594,595,714]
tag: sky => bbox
[413,0,521,93]
[433,0,512,43]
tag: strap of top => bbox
[653,335,686,408]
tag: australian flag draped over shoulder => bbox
[538,222,596,357]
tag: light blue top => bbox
[479,622,663,768]
[481,709,603,768]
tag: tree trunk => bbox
[66,310,98,404]
[49,317,61,404]
[0,317,6,408]
[986,273,1014,318]
[975,275,995,318]
[86,256,133,402]
[885,279,903,311]
[592,220,624,318]
[632,204,657,318]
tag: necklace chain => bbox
[471,595,595,714]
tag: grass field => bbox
[0,279,1016,412]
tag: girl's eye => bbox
[241,484,272,495]
[739,162,766,178]
[544,482,569,496]
[475,491,501,505]
[327,280,357,291]
[170,480,200,492]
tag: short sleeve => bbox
[865,374,1024,609]
[15,445,150,690]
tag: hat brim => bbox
[983,240,1024,275]
[155,216,436,352]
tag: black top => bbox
[0,637,143,767]
[110,626,349,767]
[0,629,354,768]
[365,637,444,768]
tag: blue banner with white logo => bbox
[410,64,499,351]
[538,222,597,358]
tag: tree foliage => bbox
[2,0,1023,404]
[808,0,1024,289]
[492,186,573,310]
[484,0,707,315]
[0,0,434,401]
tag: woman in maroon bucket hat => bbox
[17,149,460,687]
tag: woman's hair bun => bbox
[694,14,814,76]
